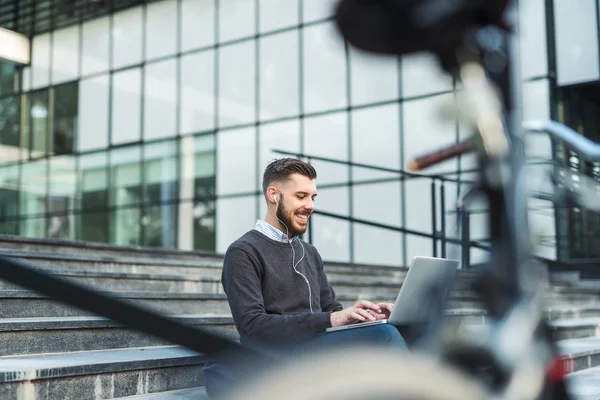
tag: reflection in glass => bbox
[78,75,110,152]
[20,159,47,238]
[110,146,142,245]
[78,152,109,243]
[28,90,50,158]
[48,156,76,239]
[193,135,216,251]
[0,164,20,234]
[0,96,21,163]
[52,83,78,155]
[112,68,142,145]
[0,61,15,95]
[143,140,178,248]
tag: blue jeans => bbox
[203,324,407,399]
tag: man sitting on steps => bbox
[203,158,407,399]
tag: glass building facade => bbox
[0,0,588,266]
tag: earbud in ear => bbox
[273,195,278,202]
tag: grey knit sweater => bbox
[221,230,344,345]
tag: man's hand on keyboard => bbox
[330,300,384,327]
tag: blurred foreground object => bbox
[334,0,510,69]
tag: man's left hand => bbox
[373,303,394,320]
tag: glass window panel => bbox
[218,41,256,127]
[144,59,177,140]
[20,159,47,238]
[143,204,177,248]
[406,234,433,263]
[351,104,400,180]
[78,152,109,243]
[28,90,50,158]
[78,75,109,152]
[181,0,215,51]
[529,197,557,259]
[216,196,256,253]
[403,94,457,233]
[259,0,299,33]
[48,155,76,240]
[303,22,347,114]
[0,96,21,163]
[401,53,453,98]
[143,140,178,248]
[216,126,256,195]
[81,16,110,76]
[350,49,399,105]
[52,82,77,156]
[353,182,401,226]
[31,33,51,89]
[354,225,403,266]
[180,134,216,251]
[112,6,143,69]
[259,31,299,120]
[306,186,350,262]
[310,216,350,262]
[554,0,600,85]
[303,0,336,22]
[180,51,215,134]
[258,119,300,216]
[219,0,256,42]
[51,26,80,84]
[110,146,142,246]
[523,80,554,197]
[0,164,20,235]
[22,66,31,92]
[519,0,548,79]
[112,68,142,145]
[0,61,16,95]
[145,0,178,61]
[303,112,348,185]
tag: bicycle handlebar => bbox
[523,120,600,161]
[408,120,600,172]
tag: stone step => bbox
[112,387,208,399]
[0,290,484,318]
[548,305,600,321]
[0,249,225,277]
[0,270,225,293]
[557,337,600,373]
[0,308,487,358]
[0,315,237,356]
[0,291,232,318]
[567,365,600,400]
[0,234,220,263]
[0,269,481,296]
[551,318,600,341]
[0,248,415,283]
[0,346,206,399]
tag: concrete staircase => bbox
[0,235,597,399]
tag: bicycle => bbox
[217,1,598,399]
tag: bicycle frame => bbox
[408,2,573,398]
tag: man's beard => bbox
[276,195,307,238]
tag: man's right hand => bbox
[330,300,386,327]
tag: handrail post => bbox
[440,182,446,258]
[431,180,438,257]
[461,208,471,269]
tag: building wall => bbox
[0,0,558,265]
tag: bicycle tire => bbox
[221,345,492,400]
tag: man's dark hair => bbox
[262,158,317,198]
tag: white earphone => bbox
[273,195,278,202]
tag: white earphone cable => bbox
[276,203,313,313]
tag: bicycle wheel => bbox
[221,345,492,400]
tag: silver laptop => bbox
[325,256,459,333]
